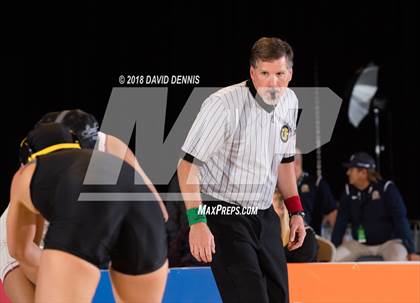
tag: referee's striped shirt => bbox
[182,80,298,209]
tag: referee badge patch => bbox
[280,125,290,142]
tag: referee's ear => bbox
[287,68,293,82]
[250,65,256,80]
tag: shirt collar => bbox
[246,79,275,113]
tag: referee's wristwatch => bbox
[289,211,306,219]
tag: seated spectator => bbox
[295,149,337,235]
[272,190,317,263]
[332,151,420,261]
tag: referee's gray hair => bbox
[250,37,294,69]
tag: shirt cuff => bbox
[281,156,295,163]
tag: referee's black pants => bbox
[204,199,289,303]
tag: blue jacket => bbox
[298,172,337,234]
[332,180,415,253]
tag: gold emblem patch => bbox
[301,184,310,193]
[372,190,381,200]
[280,125,290,142]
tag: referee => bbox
[178,37,306,303]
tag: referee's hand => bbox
[189,222,216,263]
[287,215,306,250]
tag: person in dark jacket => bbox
[294,150,337,235]
[332,152,420,261]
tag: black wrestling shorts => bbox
[32,150,167,275]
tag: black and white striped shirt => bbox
[182,80,298,209]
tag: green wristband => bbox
[186,207,207,226]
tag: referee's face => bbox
[250,57,293,103]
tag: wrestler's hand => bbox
[189,222,215,263]
[288,215,306,250]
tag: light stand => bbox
[372,97,387,174]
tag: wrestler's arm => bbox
[7,165,42,284]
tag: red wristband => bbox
[284,195,304,213]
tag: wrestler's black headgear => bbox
[35,109,99,149]
[19,123,81,165]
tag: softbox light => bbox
[348,63,379,127]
